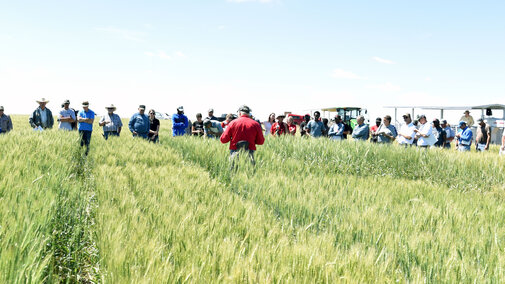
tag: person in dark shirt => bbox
[148,109,160,143]
[299,114,311,137]
[206,108,217,121]
[342,123,352,139]
[192,113,204,136]
[432,119,446,147]
[322,118,329,137]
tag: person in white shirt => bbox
[397,113,416,146]
[262,113,275,137]
[414,114,436,148]
[58,99,76,131]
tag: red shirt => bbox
[270,122,288,136]
[287,123,296,135]
[220,115,265,150]
[371,125,379,132]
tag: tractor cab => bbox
[320,107,369,129]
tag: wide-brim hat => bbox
[36,98,49,103]
[105,104,116,111]
[276,114,286,119]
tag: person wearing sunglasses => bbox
[148,109,160,143]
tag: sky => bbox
[1,0,504,123]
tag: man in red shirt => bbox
[270,115,289,136]
[220,105,265,166]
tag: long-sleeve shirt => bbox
[220,115,265,151]
[328,123,345,140]
[129,113,150,134]
[0,114,13,133]
[351,124,369,140]
[29,107,54,129]
[172,113,189,136]
[458,127,473,146]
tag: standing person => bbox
[370,117,382,143]
[172,106,188,136]
[322,118,329,137]
[29,98,54,129]
[99,104,122,139]
[0,106,13,134]
[77,101,95,155]
[286,116,297,136]
[328,115,345,141]
[306,111,326,138]
[221,113,234,130]
[351,115,369,141]
[206,108,217,121]
[270,115,288,136]
[397,113,416,147]
[432,119,446,147]
[376,115,397,144]
[441,120,455,149]
[299,114,311,137]
[475,118,491,151]
[203,119,224,139]
[460,110,475,127]
[148,109,160,143]
[129,105,150,139]
[58,100,76,131]
[342,122,352,139]
[413,115,435,148]
[262,113,275,137]
[455,121,473,151]
[192,113,204,136]
[220,105,265,167]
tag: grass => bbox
[1,115,505,282]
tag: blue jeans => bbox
[79,130,92,155]
[458,145,471,152]
[104,131,119,140]
[133,133,148,139]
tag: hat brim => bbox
[36,100,49,103]
[106,107,116,110]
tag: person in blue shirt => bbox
[129,105,150,139]
[328,115,345,141]
[456,121,473,152]
[172,106,189,136]
[77,101,95,156]
[351,115,370,141]
[305,111,326,138]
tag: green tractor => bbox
[320,107,369,129]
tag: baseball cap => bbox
[208,108,214,113]
[203,119,212,125]
[458,121,467,127]
[0,106,4,111]
[417,114,427,120]
[139,105,146,110]
[238,105,251,113]
[63,99,70,104]
[82,101,89,107]
[441,119,448,124]
[177,106,184,111]
[402,113,411,118]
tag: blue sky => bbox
[1,0,504,122]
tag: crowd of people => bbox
[1,99,504,159]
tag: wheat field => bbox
[1,115,505,283]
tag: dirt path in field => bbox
[45,148,100,282]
